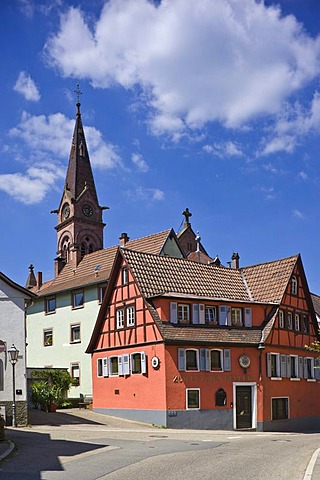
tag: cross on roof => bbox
[74,83,82,106]
[182,207,192,227]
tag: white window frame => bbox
[98,284,106,304]
[97,358,103,377]
[278,310,284,329]
[186,388,200,410]
[289,355,299,380]
[178,304,190,323]
[70,323,81,343]
[109,356,119,376]
[72,289,84,309]
[131,352,146,375]
[122,267,129,285]
[205,306,217,323]
[185,349,199,371]
[287,312,293,330]
[271,397,289,421]
[306,357,315,380]
[43,328,53,347]
[126,305,135,327]
[294,313,300,331]
[269,353,281,379]
[116,308,124,329]
[210,349,223,372]
[302,315,309,333]
[291,276,298,295]
[231,307,242,326]
[71,363,80,386]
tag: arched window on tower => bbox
[81,243,86,259]
[89,243,94,253]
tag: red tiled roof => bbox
[34,230,173,296]
[311,293,320,317]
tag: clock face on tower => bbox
[82,203,93,217]
[62,204,70,219]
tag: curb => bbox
[303,447,320,480]
[0,441,15,461]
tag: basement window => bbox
[272,397,289,420]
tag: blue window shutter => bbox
[298,356,304,378]
[200,348,206,370]
[224,349,231,371]
[205,349,210,371]
[102,357,109,377]
[244,308,252,327]
[170,302,178,323]
[178,348,185,371]
[219,306,228,325]
[192,304,199,324]
[118,356,123,376]
[286,355,291,378]
[199,304,205,324]
[122,354,130,375]
[141,352,147,374]
[303,357,308,379]
[280,354,287,378]
[315,358,320,380]
[267,353,271,377]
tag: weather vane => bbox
[74,83,82,103]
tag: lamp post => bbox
[8,344,19,427]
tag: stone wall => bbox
[0,401,28,426]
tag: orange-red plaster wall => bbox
[165,345,261,410]
[92,344,167,410]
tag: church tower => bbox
[52,89,107,276]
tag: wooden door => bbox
[236,386,252,429]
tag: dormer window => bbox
[291,276,298,295]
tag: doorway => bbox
[233,383,256,430]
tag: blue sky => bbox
[1,0,320,293]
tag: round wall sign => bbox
[151,356,160,369]
[239,354,251,369]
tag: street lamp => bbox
[8,345,19,427]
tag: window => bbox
[98,285,106,304]
[205,306,216,323]
[287,312,293,330]
[302,315,309,333]
[215,388,227,407]
[178,304,190,323]
[294,313,300,331]
[272,398,289,420]
[131,352,146,374]
[71,363,80,386]
[97,358,103,377]
[186,389,200,409]
[70,324,81,343]
[126,305,135,327]
[116,309,124,329]
[72,290,84,309]
[45,296,56,314]
[122,268,128,285]
[44,329,53,347]
[210,350,223,371]
[291,276,298,295]
[305,357,315,379]
[231,308,242,326]
[278,310,284,329]
[290,356,298,379]
[109,357,119,376]
[267,353,280,378]
[185,349,199,371]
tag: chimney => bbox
[36,271,43,289]
[119,232,130,247]
[231,252,240,269]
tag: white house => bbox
[0,272,35,426]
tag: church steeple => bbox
[52,87,108,276]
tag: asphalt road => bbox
[1,409,319,480]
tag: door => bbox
[236,386,252,429]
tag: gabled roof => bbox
[33,229,176,296]
[241,254,299,303]
[0,272,36,299]
[311,293,320,318]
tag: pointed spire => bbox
[64,85,98,202]
[25,264,36,289]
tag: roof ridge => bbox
[241,253,299,270]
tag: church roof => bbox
[32,229,175,296]
[64,101,98,203]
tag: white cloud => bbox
[2,111,122,204]
[292,208,304,219]
[203,141,243,158]
[0,162,64,205]
[44,0,320,138]
[298,171,308,180]
[259,93,320,155]
[8,111,121,169]
[131,153,149,172]
[257,186,276,201]
[126,186,164,201]
[13,72,40,102]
